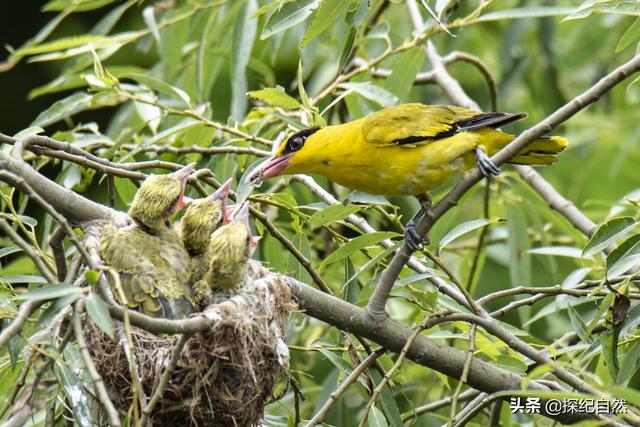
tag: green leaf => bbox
[31,92,93,127]
[13,126,44,139]
[617,341,640,385]
[247,86,302,110]
[368,405,388,427]
[309,204,360,229]
[564,2,640,21]
[601,330,619,380]
[384,47,426,101]
[344,242,400,289]
[113,177,138,206]
[344,191,392,206]
[36,292,81,330]
[567,304,590,342]
[528,246,587,259]
[301,0,350,47]
[338,81,398,108]
[337,25,357,72]
[14,283,81,301]
[4,275,48,284]
[43,0,116,12]
[261,0,319,40]
[616,17,640,53]
[15,34,114,56]
[231,0,258,120]
[506,204,531,286]
[477,6,576,22]
[57,359,94,426]
[320,232,399,268]
[438,217,502,255]
[0,246,21,258]
[85,293,114,339]
[583,217,636,258]
[287,233,313,283]
[369,369,402,427]
[122,72,191,106]
[606,234,640,279]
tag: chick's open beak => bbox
[245,154,291,185]
[174,162,196,210]
[213,178,232,202]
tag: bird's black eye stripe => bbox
[283,127,320,155]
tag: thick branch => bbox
[288,278,591,425]
[0,149,112,224]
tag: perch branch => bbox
[367,44,640,321]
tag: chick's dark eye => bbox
[289,136,305,151]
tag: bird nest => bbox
[86,262,294,426]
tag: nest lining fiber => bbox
[87,262,294,426]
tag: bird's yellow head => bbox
[246,128,321,184]
[180,178,232,255]
[129,163,195,232]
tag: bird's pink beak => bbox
[245,154,291,185]
[233,202,260,252]
[173,162,196,210]
[213,178,232,201]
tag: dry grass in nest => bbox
[86,263,295,426]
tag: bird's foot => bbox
[475,146,500,177]
[404,207,430,253]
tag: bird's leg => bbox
[475,146,501,177]
[405,194,432,253]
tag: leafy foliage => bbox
[1,0,640,426]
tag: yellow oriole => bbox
[247,103,567,250]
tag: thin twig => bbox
[73,299,121,427]
[307,348,385,427]
[448,325,477,426]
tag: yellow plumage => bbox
[253,103,567,196]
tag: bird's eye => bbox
[289,136,305,151]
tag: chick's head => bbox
[129,163,195,232]
[181,178,232,255]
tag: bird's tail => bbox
[508,136,568,166]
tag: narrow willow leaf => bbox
[57,360,94,426]
[143,6,161,44]
[438,217,502,255]
[15,34,113,56]
[583,216,636,258]
[120,118,200,161]
[368,406,388,427]
[31,92,93,127]
[617,341,640,385]
[309,204,360,229]
[384,47,426,100]
[601,330,619,380]
[113,176,137,206]
[85,293,114,339]
[5,275,47,284]
[261,0,319,40]
[13,126,44,139]
[616,17,640,53]
[320,231,399,268]
[44,0,116,12]
[528,246,586,259]
[606,234,640,279]
[0,246,21,258]
[338,81,398,108]
[231,0,258,120]
[247,86,302,109]
[14,283,81,301]
[477,6,575,22]
[301,0,350,47]
[122,72,191,106]
[337,25,357,72]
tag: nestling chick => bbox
[180,179,232,257]
[194,203,259,306]
[180,179,232,291]
[100,163,197,319]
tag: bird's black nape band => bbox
[282,127,320,155]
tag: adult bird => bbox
[247,103,567,251]
[179,178,232,304]
[100,163,197,319]
[194,203,259,306]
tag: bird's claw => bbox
[405,219,429,253]
[475,146,500,177]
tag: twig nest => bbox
[87,262,294,426]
